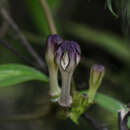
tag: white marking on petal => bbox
[61,52,69,70]
[76,55,80,64]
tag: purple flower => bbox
[45,34,63,99]
[55,40,81,72]
[45,34,63,64]
[55,40,81,107]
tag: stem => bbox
[0,40,43,70]
[0,8,46,71]
[40,0,57,34]
[87,87,98,104]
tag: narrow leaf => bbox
[67,23,130,64]
[106,0,118,17]
[0,64,48,87]
[81,91,130,128]
[95,92,130,128]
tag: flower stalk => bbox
[40,0,57,34]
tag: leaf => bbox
[67,23,130,64]
[96,93,126,114]
[81,91,130,128]
[121,0,130,40]
[0,64,48,87]
[106,0,118,18]
[95,92,130,128]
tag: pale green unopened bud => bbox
[89,64,105,89]
[88,64,105,104]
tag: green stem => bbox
[87,87,98,104]
[40,0,57,34]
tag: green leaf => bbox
[94,92,130,128]
[96,93,126,114]
[81,91,130,128]
[106,0,118,17]
[0,64,48,87]
[67,23,130,64]
[81,91,125,116]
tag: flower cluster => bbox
[45,34,81,107]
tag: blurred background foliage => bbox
[0,0,130,130]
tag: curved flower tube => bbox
[45,34,63,100]
[55,40,81,107]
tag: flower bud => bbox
[55,40,81,107]
[88,64,105,104]
[45,34,63,100]
[45,34,63,64]
[89,64,105,89]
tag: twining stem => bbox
[0,40,37,67]
[0,8,46,71]
[40,0,57,34]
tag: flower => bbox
[55,40,81,107]
[45,34,63,100]
[55,40,81,72]
[45,34,63,64]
